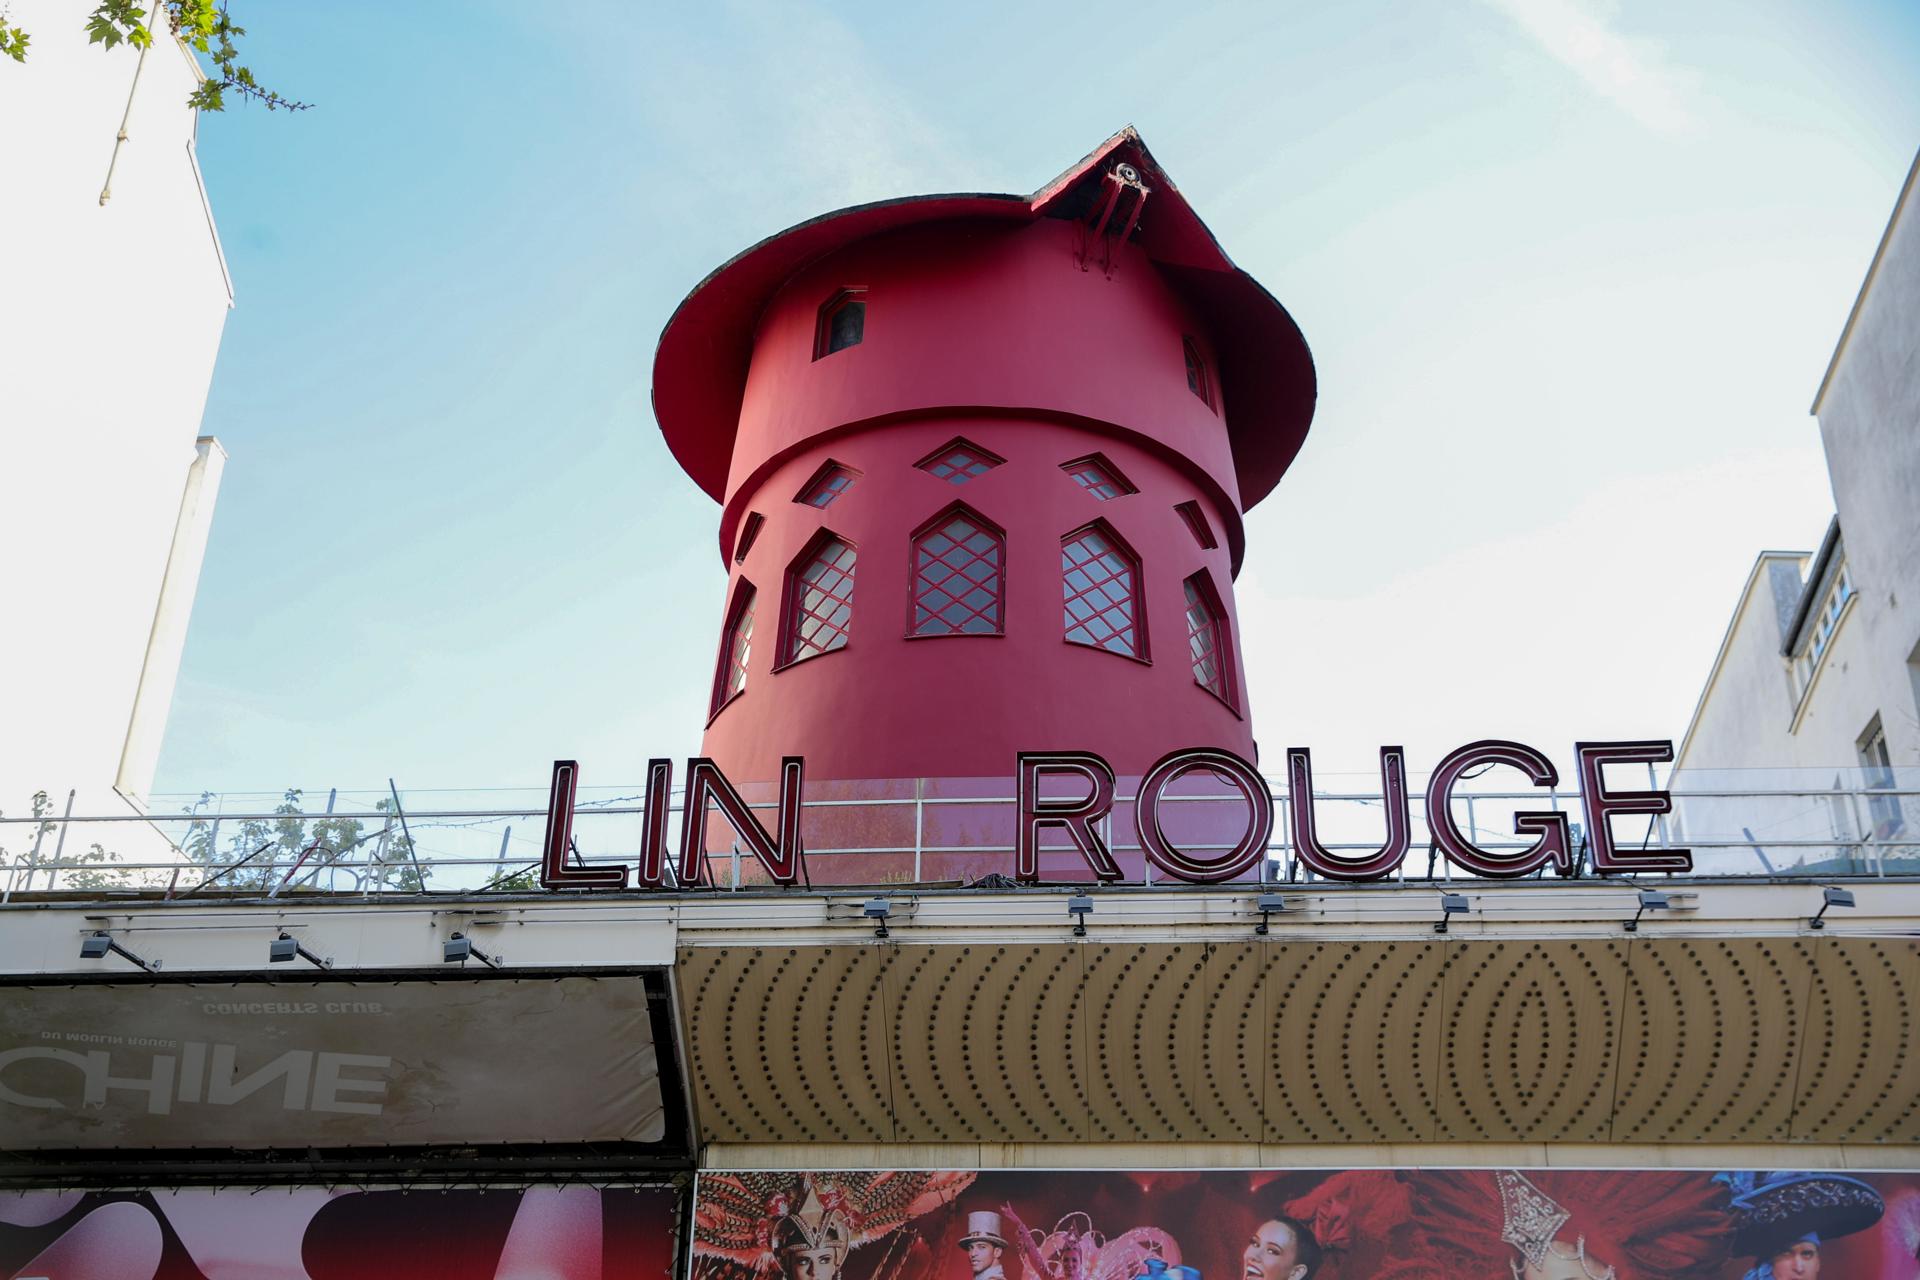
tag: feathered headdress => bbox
[695,1173,976,1279]
[999,1204,1179,1280]
[1408,1170,1733,1280]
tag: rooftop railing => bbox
[2,767,1915,898]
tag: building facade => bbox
[0,0,232,870]
[1675,149,1920,869]
[2,132,1917,1280]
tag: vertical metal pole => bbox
[912,778,924,883]
[1275,777,1294,883]
[371,811,393,894]
[497,824,513,882]
[388,779,425,889]
[45,790,76,892]
[1648,762,1672,854]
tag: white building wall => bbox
[1681,154,1920,774]
[0,0,232,862]
[1813,150,1920,771]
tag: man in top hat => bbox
[959,1211,1010,1280]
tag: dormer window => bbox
[815,290,866,359]
[1183,337,1213,410]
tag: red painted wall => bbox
[689,211,1272,785]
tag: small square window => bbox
[916,438,1005,485]
[814,290,866,359]
[796,461,859,509]
[1061,453,1136,501]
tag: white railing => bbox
[2,768,1917,897]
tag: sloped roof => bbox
[651,127,1317,510]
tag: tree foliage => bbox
[1,2,307,111]
[180,790,427,893]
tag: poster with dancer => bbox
[691,1169,1920,1280]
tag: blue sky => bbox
[156,0,1920,795]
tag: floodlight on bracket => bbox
[1067,894,1094,937]
[443,931,502,968]
[79,930,158,972]
[1253,892,1295,936]
[269,931,332,969]
[1624,889,1671,932]
[1434,893,1470,934]
[1809,885,1855,930]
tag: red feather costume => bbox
[1401,1170,1733,1280]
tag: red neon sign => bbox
[536,739,1689,889]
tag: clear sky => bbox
[154,0,1920,796]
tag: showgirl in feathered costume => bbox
[694,1173,977,1280]
[1282,1170,1415,1280]
[1383,1170,1734,1280]
[999,1204,1181,1280]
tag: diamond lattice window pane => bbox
[785,538,857,662]
[713,588,755,711]
[798,465,857,509]
[1062,528,1140,657]
[1184,577,1228,702]
[918,441,1002,485]
[1063,455,1133,501]
[913,513,1003,635]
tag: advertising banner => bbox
[0,975,670,1149]
[0,1183,678,1280]
[692,1169,1920,1280]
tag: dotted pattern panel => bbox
[1791,937,1920,1143]
[885,943,1088,1143]
[1432,940,1624,1143]
[1081,943,1209,1142]
[677,945,894,1143]
[1191,943,1269,1142]
[675,938,1913,1147]
[1264,941,1447,1144]
[1613,938,1809,1143]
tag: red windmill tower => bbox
[652,128,1316,795]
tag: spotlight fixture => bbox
[1434,893,1470,934]
[1254,892,1291,936]
[269,931,332,969]
[1625,889,1671,933]
[1067,894,1094,937]
[1810,885,1855,930]
[863,896,892,939]
[443,931,502,968]
[79,931,158,972]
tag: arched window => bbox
[911,506,1004,636]
[1062,522,1145,659]
[780,533,857,666]
[815,290,866,359]
[711,581,755,715]
[1183,571,1235,710]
